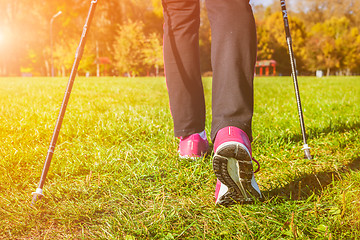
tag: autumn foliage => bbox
[0,0,359,76]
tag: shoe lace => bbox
[252,157,260,173]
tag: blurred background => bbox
[0,0,359,77]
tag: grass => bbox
[0,76,359,239]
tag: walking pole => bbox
[31,0,98,205]
[279,0,312,160]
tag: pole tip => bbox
[304,149,312,160]
[302,144,312,160]
[31,188,44,206]
[31,194,42,206]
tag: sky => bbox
[250,0,274,6]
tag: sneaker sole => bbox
[178,153,204,160]
[213,142,261,206]
[178,148,209,160]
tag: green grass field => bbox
[0,76,359,239]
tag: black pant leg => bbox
[205,0,257,142]
[162,0,206,138]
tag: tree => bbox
[1,0,359,77]
[142,33,163,76]
[199,1,212,74]
[151,0,163,18]
[53,39,96,77]
[340,27,360,74]
[256,25,274,61]
[113,20,146,77]
[306,16,359,76]
[256,10,308,75]
[296,0,360,27]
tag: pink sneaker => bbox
[178,130,209,159]
[213,126,262,206]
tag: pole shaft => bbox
[280,0,311,158]
[36,0,98,191]
[286,38,307,145]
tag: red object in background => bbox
[255,60,277,76]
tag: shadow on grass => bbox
[278,121,360,143]
[309,120,360,138]
[263,156,360,201]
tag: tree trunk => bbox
[62,65,66,77]
[45,60,50,77]
[346,68,351,76]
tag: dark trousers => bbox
[162,0,257,142]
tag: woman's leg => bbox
[205,0,257,142]
[162,0,206,138]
